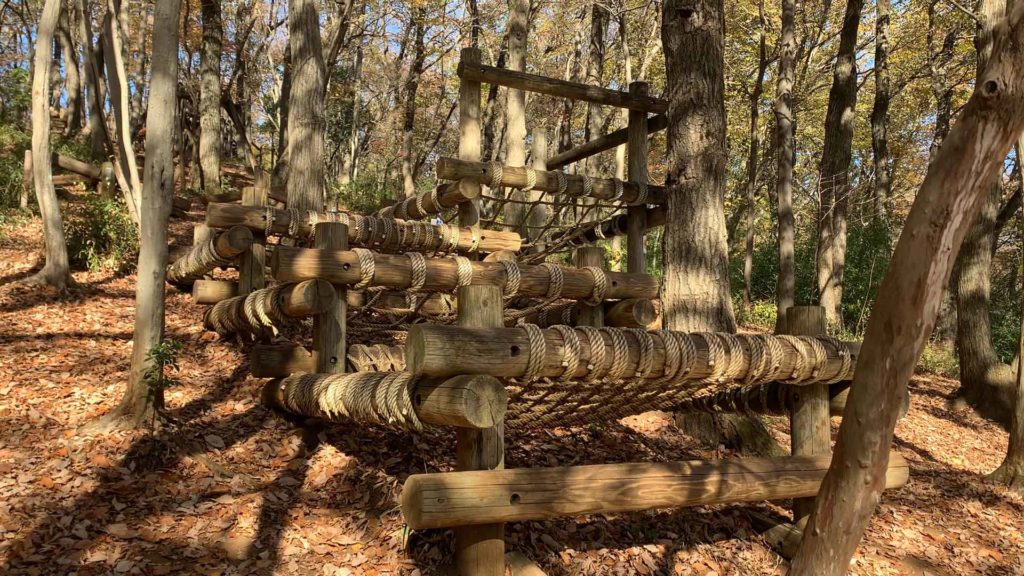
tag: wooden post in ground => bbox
[239,184,267,294]
[626,82,649,278]
[574,246,604,327]
[458,47,482,230]
[787,305,830,526]
[313,222,348,374]
[454,283,505,576]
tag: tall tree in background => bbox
[791,8,1024,572]
[400,7,427,200]
[286,0,327,213]
[742,0,767,312]
[582,1,608,176]
[26,0,72,292]
[103,0,180,428]
[815,0,864,327]
[871,0,892,218]
[103,0,142,225]
[199,0,222,199]
[773,0,798,334]
[503,0,529,229]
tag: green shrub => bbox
[735,299,778,330]
[64,196,139,273]
[916,340,959,378]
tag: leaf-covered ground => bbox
[1,215,1022,575]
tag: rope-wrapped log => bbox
[264,372,508,430]
[377,179,479,221]
[272,247,658,301]
[435,157,666,206]
[166,226,253,287]
[206,203,521,254]
[203,280,336,339]
[514,298,656,329]
[250,343,407,378]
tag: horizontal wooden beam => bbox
[406,325,858,384]
[206,203,521,254]
[192,279,239,304]
[547,206,666,249]
[272,247,658,301]
[52,152,101,179]
[378,179,479,221]
[436,158,664,206]
[546,114,668,171]
[166,226,253,287]
[457,62,668,113]
[515,298,656,329]
[401,452,909,529]
[249,342,408,377]
[203,280,337,337]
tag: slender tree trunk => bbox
[503,0,529,228]
[743,0,767,313]
[26,0,72,292]
[78,0,109,157]
[773,0,799,334]
[581,2,608,175]
[791,9,1024,572]
[815,0,863,327]
[399,8,426,200]
[927,1,959,162]
[58,4,83,135]
[342,39,364,185]
[556,8,587,154]
[285,0,327,213]
[467,0,480,47]
[273,44,292,190]
[103,0,142,225]
[870,0,891,218]
[199,0,222,198]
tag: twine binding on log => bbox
[275,372,423,430]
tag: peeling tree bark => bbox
[790,6,1024,572]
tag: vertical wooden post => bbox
[787,305,830,525]
[454,284,505,576]
[574,246,605,327]
[239,182,268,294]
[21,150,32,210]
[626,82,649,274]
[528,130,550,252]
[458,47,482,229]
[313,222,348,374]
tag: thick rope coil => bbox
[407,252,427,293]
[522,323,547,382]
[612,178,624,201]
[672,332,698,377]
[556,171,568,195]
[576,326,608,382]
[522,168,537,192]
[469,227,481,252]
[717,333,747,382]
[742,334,768,385]
[696,332,727,384]
[539,262,565,300]
[306,211,321,241]
[414,193,426,219]
[287,208,302,237]
[630,182,649,206]
[429,187,440,213]
[499,260,522,298]
[604,327,631,381]
[453,256,473,290]
[806,337,829,380]
[582,176,594,199]
[761,334,786,381]
[626,328,656,379]
[489,161,503,189]
[582,266,609,306]
[280,372,423,431]
[775,335,812,384]
[822,336,853,383]
[654,330,683,384]
[351,248,375,290]
[550,325,581,381]
[264,207,275,237]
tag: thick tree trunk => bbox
[27,0,72,292]
[399,8,426,201]
[950,0,1016,427]
[285,0,327,213]
[107,0,180,428]
[199,0,223,198]
[791,8,1024,572]
[742,0,767,312]
[773,0,798,334]
[815,0,863,327]
[870,0,891,218]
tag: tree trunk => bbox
[661,0,735,333]
[790,8,1024,572]
[285,0,327,213]
[26,0,72,292]
[103,0,142,225]
[199,0,223,198]
[399,8,426,201]
[502,0,529,229]
[105,0,180,429]
[927,0,959,162]
[773,0,798,334]
[58,4,83,135]
[273,44,292,191]
[581,2,608,176]
[77,0,109,157]
[950,0,1016,427]
[815,0,863,328]
[742,0,767,313]
[870,0,891,218]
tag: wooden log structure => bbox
[271,247,659,301]
[264,372,508,429]
[238,186,268,294]
[626,82,650,274]
[436,157,665,206]
[166,225,253,287]
[52,152,101,180]
[401,452,909,530]
[378,179,480,221]
[548,206,666,248]
[546,114,668,171]
[206,203,521,254]
[406,325,857,384]
[374,291,456,316]
[456,61,668,114]
[250,343,406,377]
[192,279,239,304]
[515,298,656,329]
[203,280,337,336]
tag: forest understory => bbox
[1,216,1021,576]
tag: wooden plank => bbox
[457,61,668,114]
[239,186,267,294]
[546,114,668,171]
[401,453,909,529]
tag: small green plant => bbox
[143,339,183,418]
[916,340,960,379]
[735,299,778,330]
[64,196,139,272]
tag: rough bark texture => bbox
[285,0,327,214]
[950,0,1016,428]
[742,0,767,312]
[502,0,529,230]
[773,0,798,334]
[27,0,72,291]
[870,0,891,218]
[399,8,426,200]
[199,0,223,198]
[661,0,736,333]
[790,6,1024,572]
[114,0,180,427]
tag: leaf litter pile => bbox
[1,216,1023,575]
